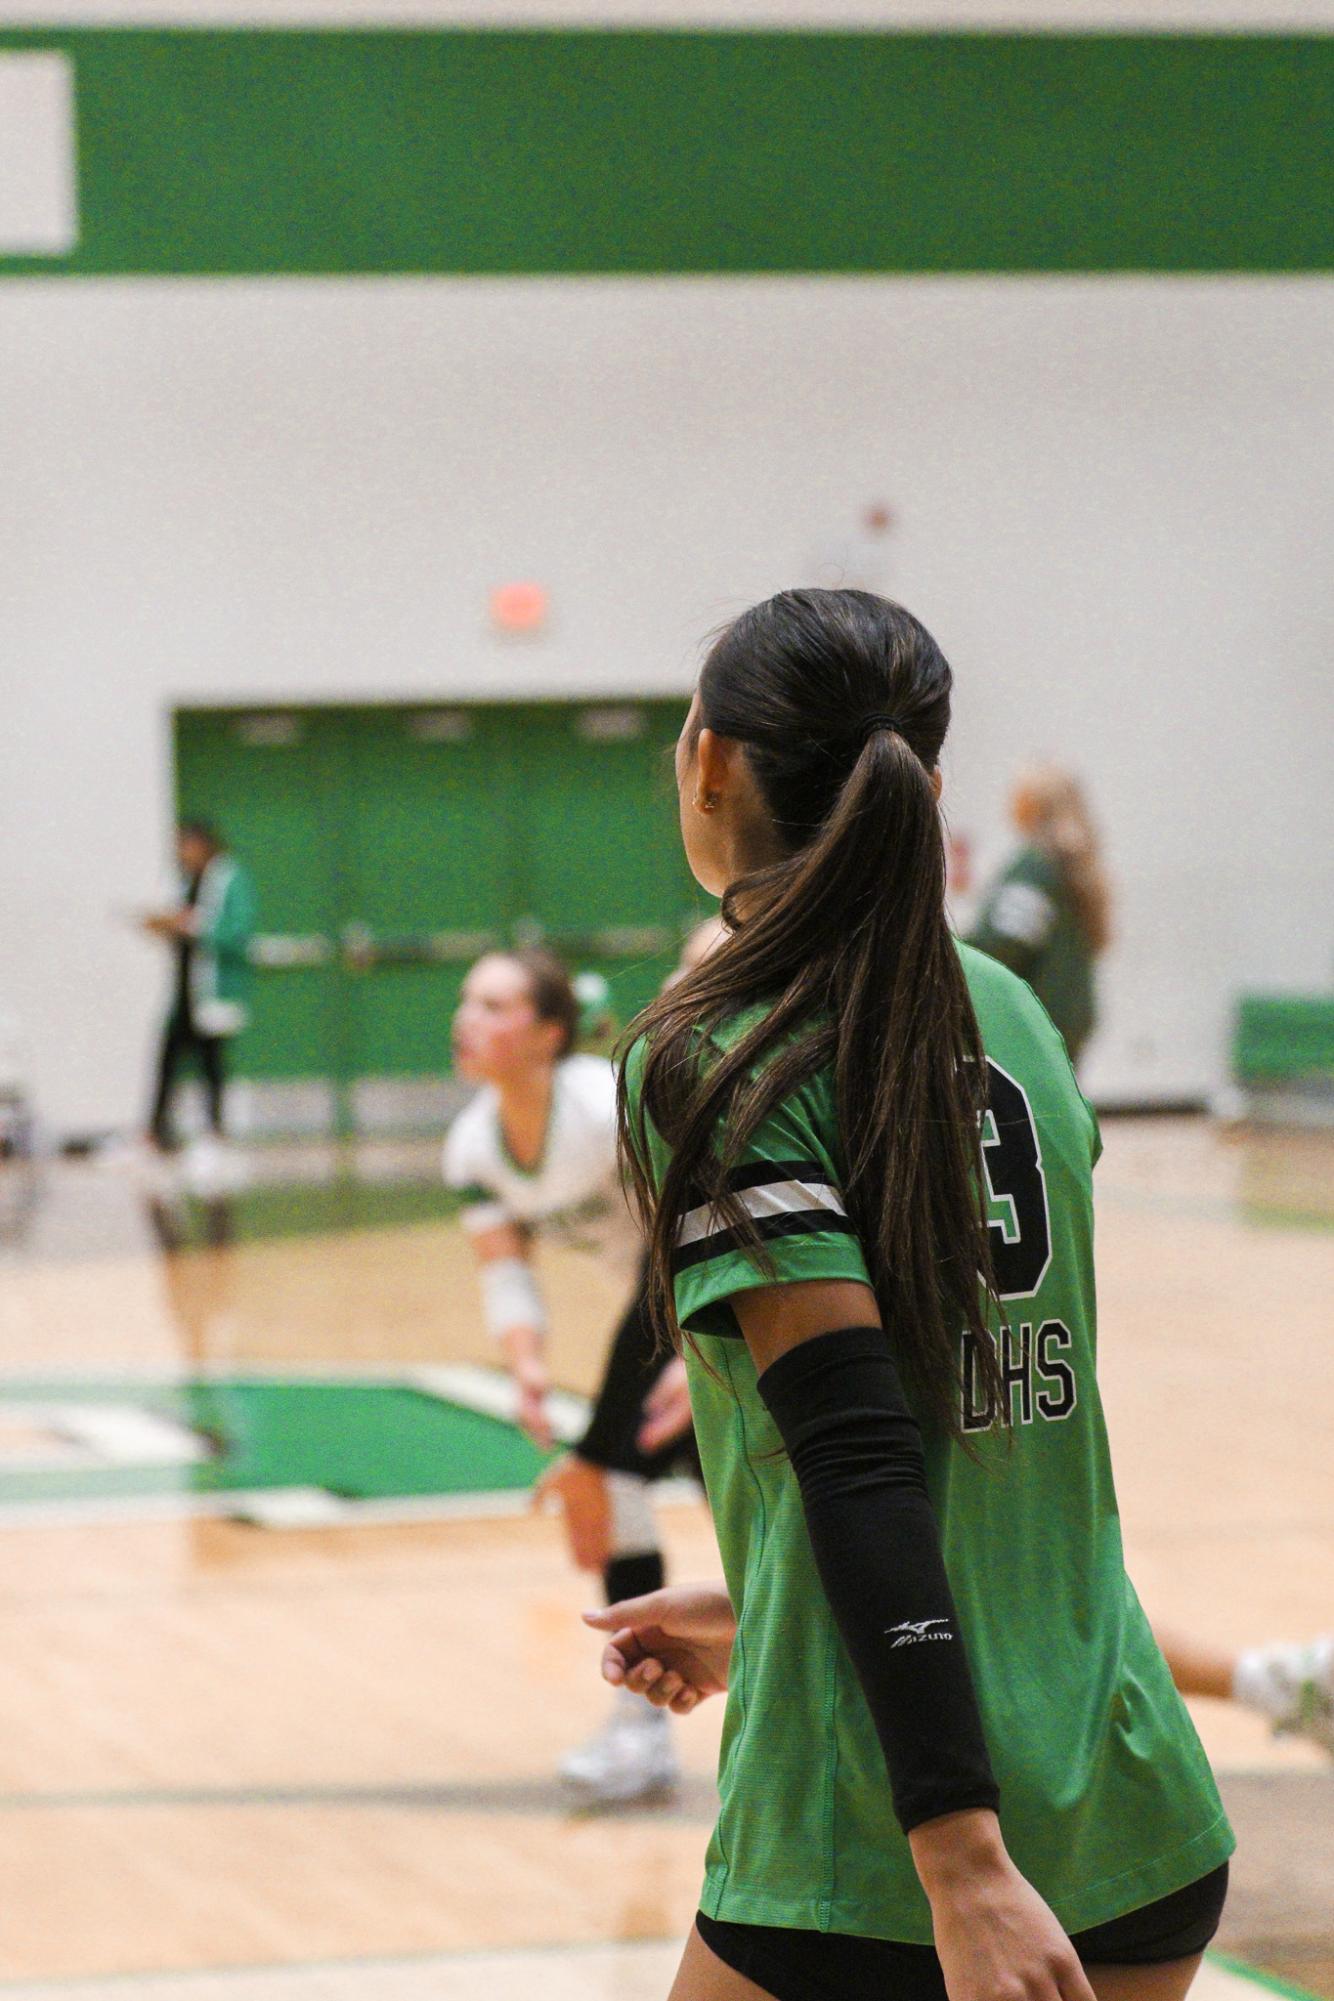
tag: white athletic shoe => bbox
[1234,1636,1334,1756]
[558,1695,681,1803]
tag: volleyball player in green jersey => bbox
[967,766,1110,1074]
[586,590,1233,2001]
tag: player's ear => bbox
[538,1017,567,1061]
[930,767,943,804]
[696,727,739,803]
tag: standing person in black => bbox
[142,821,256,1152]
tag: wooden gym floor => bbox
[0,1117,1329,1998]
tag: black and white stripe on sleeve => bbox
[672,1160,858,1274]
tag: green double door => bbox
[174,701,693,1133]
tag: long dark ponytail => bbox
[619,589,1002,1441]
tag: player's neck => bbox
[495,1065,555,1174]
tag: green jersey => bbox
[629,942,1231,1943]
[969,844,1097,1062]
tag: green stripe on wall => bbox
[1,30,1331,275]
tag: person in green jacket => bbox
[968,767,1111,1073]
[142,820,257,1149]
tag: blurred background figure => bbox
[444,945,686,1804]
[0,1002,32,1162]
[443,921,722,1803]
[968,765,1112,1074]
[1158,1626,1334,1758]
[0,999,37,1240]
[140,820,257,1173]
[666,914,728,988]
[572,966,621,1059]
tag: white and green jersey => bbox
[628,942,1232,1943]
[442,1054,638,1268]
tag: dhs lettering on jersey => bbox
[962,1319,1077,1433]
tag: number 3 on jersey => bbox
[981,1060,1052,1299]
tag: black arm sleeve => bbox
[757,1325,1000,1835]
[577,1262,665,1476]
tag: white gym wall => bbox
[2,275,1330,1130]
[1,2,1331,1131]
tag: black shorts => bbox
[695,1862,1229,2001]
[576,1258,701,1482]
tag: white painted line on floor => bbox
[47,1403,212,1467]
[0,1476,706,1532]
[0,1485,530,1531]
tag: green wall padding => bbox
[1,30,1331,275]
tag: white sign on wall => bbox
[0,51,78,255]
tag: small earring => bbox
[695,791,719,814]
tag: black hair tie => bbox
[862,713,906,741]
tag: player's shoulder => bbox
[441,1086,500,1185]
[556,1052,618,1119]
[621,1004,764,1087]
[960,937,1064,1049]
[959,941,1098,1151]
[961,935,1032,999]
[626,1008,835,1157]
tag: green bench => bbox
[1233,994,1334,1127]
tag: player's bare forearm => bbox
[499,1322,546,1373]
[498,1325,552,1446]
[910,1811,1095,2001]
[908,1807,1007,1893]
[469,1227,547,1367]
[465,1227,552,1445]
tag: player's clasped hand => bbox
[583,1582,736,1716]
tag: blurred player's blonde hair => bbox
[1011,766,1112,956]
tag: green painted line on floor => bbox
[0,1376,549,1508]
[1209,1957,1329,2001]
